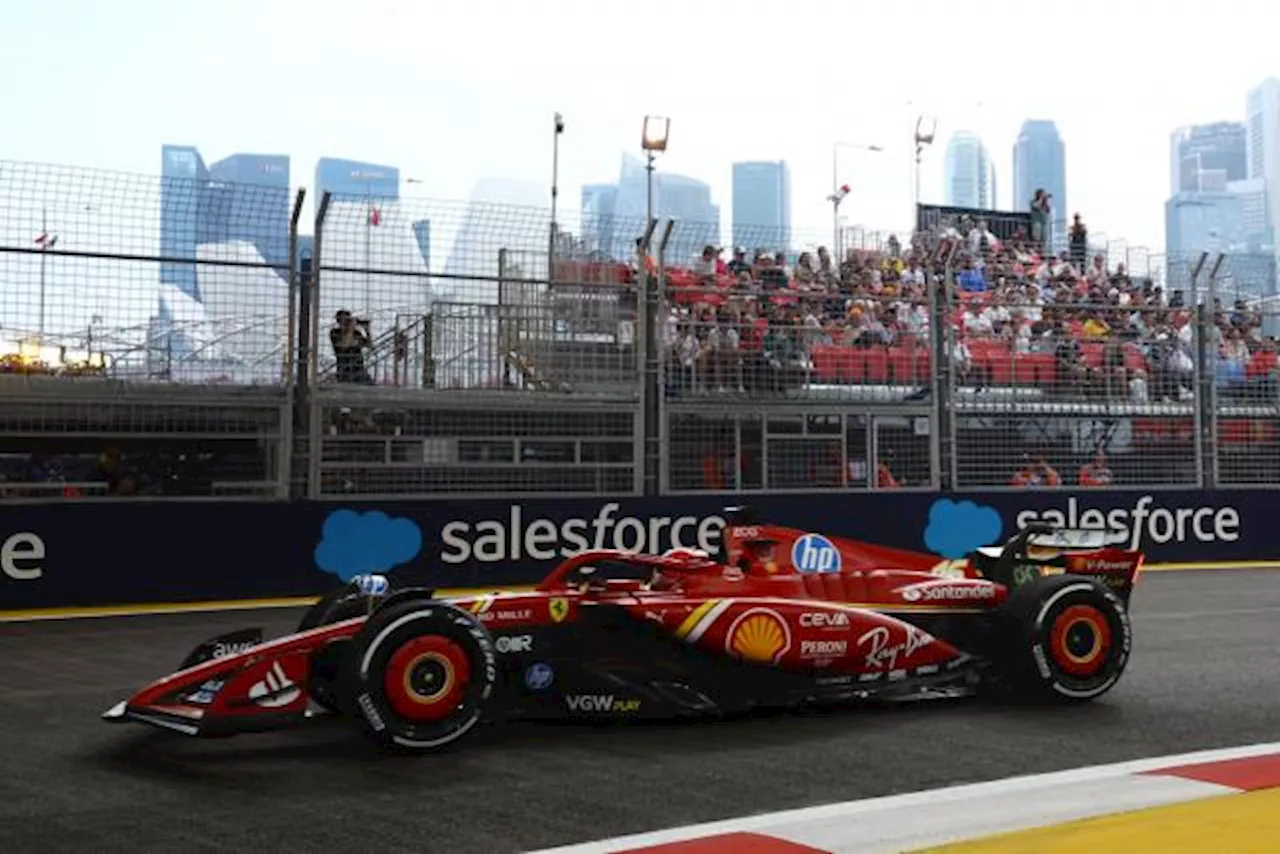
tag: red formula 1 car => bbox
[103,511,1142,752]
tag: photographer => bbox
[330,310,373,384]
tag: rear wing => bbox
[974,523,1143,606]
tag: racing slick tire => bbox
[996,574,1131,703]
[297,585,383,714]
[348,600,498,752]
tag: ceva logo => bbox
[922,498,1003,559]
[314,510,423,581]
[791,533,842,573]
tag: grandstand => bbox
[0,158,1277,500]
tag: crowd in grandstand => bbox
[655,211,1278,401]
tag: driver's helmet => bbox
[664,547,709,561]
[739,537,780,575]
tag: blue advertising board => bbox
[1,490,1277,611]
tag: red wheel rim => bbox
[1049,604,1112,677]
[383,636,471,722]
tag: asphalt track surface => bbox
[2,570,1279,853]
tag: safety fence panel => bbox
[1213,297,1280,487]
[308,394,641,500]
[0,159,301,385]
[663,408,935,493]
[660,267,938,406]
[0,385,288,500]
[948,295,1204,490]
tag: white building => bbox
[943,131,995,210]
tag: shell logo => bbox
[725,608,791,664]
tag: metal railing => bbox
[2,159,1277,501]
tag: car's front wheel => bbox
[349,600,498,752]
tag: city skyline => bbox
[1164,121,1267,261]
[578,154,719,262]
[11,0,1280,258]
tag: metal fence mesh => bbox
[3,157,1280,500]
[0,160,298,385]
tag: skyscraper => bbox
[579,155,719,263]
[314,158,400,205]
[581,183,620,259]
[159,145,292,303]
[731,161,792,251]
[1247,79,1280,243]
[1011,120,1067,236]
[943,132,995,210]
[1170,123,1247,194]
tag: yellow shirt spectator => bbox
[1082,317,1110,338]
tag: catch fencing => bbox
[0,159,1277,502]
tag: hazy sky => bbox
[3,0,1279,256]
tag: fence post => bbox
[1201,253,1225,489]
[933,241,960,491]
[279,188,306,499]
[306,192,333,500]
[645,220,674,497]
[634,219,658,495]
[1188,252,1208,488]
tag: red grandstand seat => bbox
[1080,342,1104,368]
[811,347,840,382]
[1020,352,1056,386]
[1013,356,1038,385]
[1123,345,1148,372]
[864,349,888,382]
[1248,351,1278,377]
[886,345,932,385]
[840,349,866,382]
[971,342,1012,384]
[888,347,916,384]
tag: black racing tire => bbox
[996,574,1132,703]
[349,600,497,752]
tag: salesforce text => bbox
[1,532,44,581]
[440,503,726,565]
[1016,496,1239,551]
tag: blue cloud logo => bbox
[923,498,1002,559]
[314,510,423,581]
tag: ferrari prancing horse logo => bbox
[549,598,569,623]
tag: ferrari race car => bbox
[103,512,1143,752]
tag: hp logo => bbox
[525,662,555,691]
[791,534,842,573]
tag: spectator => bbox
[957,258,987,293]
[1011,455,1061,487]
[331,310,373,384]
[727,247,751,276]
[876,457,901,488]
[1029,190,1052,251]
[693,245,721,278]
[1078,450,1114,486]
[1069,214,1088,270]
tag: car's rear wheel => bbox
[349,600,497,752]
[997,574,1131,702]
